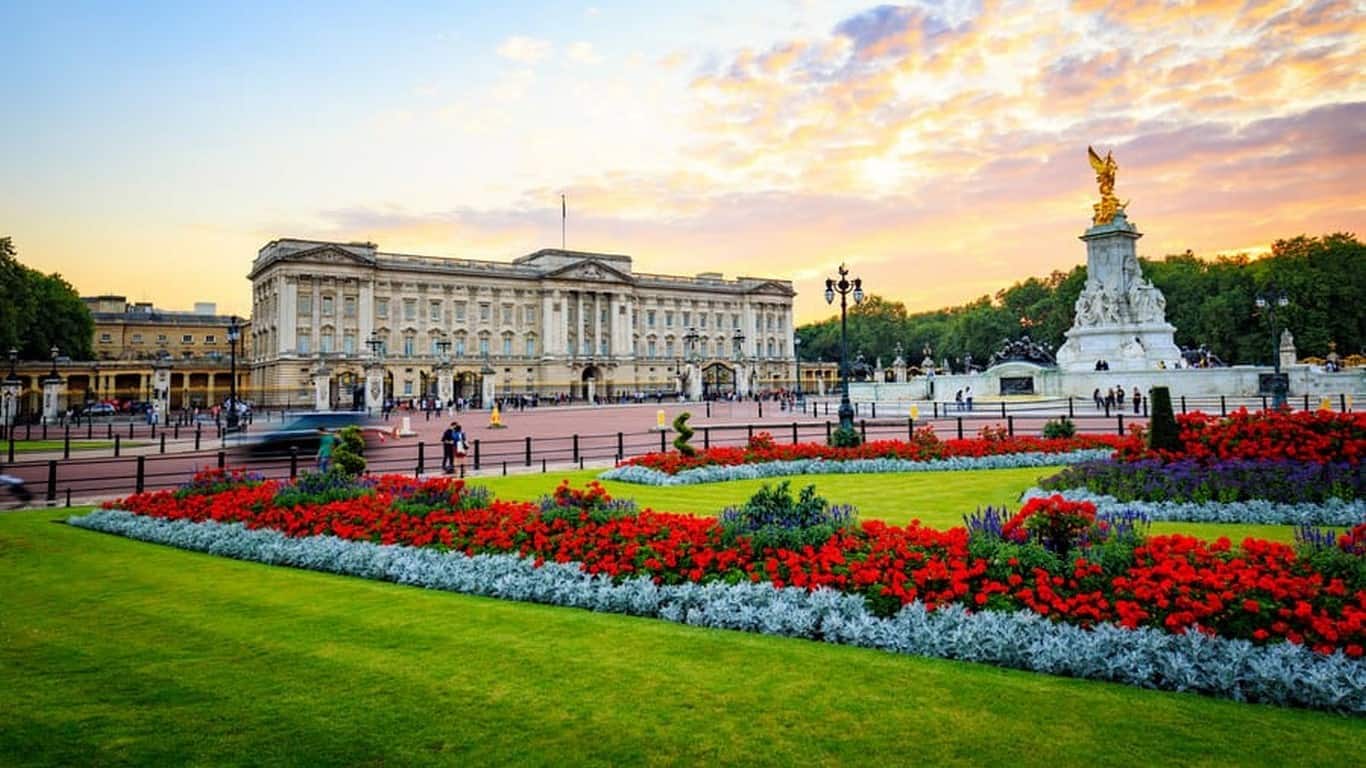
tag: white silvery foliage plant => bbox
[70,509,1366,714]
[600,449,1114,487]
[1021,486,1366,526]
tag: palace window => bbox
[321,296,334,316]
[502,305,513,325]
[402,334,415,357]
[524,306,536,325]
[665,311,674,328]
[204,335,216,344]
[157,334,167,344]
[403,299,417,322]
[343,332,356,355]
[502,336,513,355]
[430,301,442,323]
[600,339,609,355]
[131,333,143,344]
[298,334,312,354]
[525,337,536,356]
[479,337,490,356]
[181,334,193,344]
[344,296,356,318]
[377,298,389,319]
[298,295,312,316]
[99,333,112,343]
[454,302,466,322]
[647,340,657,358]
[455,338,466,357]
[699,314,707,328]
[320,332,334,354]
[682,311,690,327]
[647,310,656,328]
[479,304,490,322]
[665,340,675,357]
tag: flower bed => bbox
[71,507,1366,713]
[1116,408,1366,465]
[1039,459,1363,505]
[103,472,1366,661]
[601,449,1116,486]
[1020,487,1366,526]
[618,429,1129,475]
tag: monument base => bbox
[1056,322,1182,373]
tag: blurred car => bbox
[82,402,116,417]
[224,412,389,457]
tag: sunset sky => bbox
[3,0,1362,322]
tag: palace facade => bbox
[247,239,797,407]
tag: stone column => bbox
[1279,328,1297,370]
[436,361,454,406]
[152,361,172,423]
[41,374,63,425]
[593,292,603,357]
[1,377,20,427]
[576,291,585,358]
[541,290,554,357]
[359,281,374,346]
[311,362,332,412]
[280,277,297,354]
[734,363,750,397]
[364,361,385,414]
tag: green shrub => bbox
[1147,386,1181,452]
[331,425,367,478]
[672,412,697,457]
[1042,416,1076,438]
[719,481,858,554]
[829,424,862,448]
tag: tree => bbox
[0,237,94,360]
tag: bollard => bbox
[417,442,426,475]
[706,402,711,418]
[703,427,710,449]
[1117,414,1125,436]
[934,401,939,419]
[87,421,93,440]
[129,421,134,439]
[578,456,584,470]
[524,436,532,467]
[1007,415,1014,437]
[65,488,71,508]
[1000,401,1007,418]
[659,430,666,452]
[956,417,964,440]
[859,420,867,442]
[174,423,179,439]
[1220,395,1226,416]
[64,432,70,459]
[1180,395,1187,414]
[572,434,579,463]
[42,423,47,440]
[1068,397,1074,418]
[616,432,624,459]
[1341,393,1348,412]
[907,418,914,440]
[758,402,763,418]
[871,403,877,419]
[502,461,507,476]
[747,424,753,441]
[160,433,166,453]
[290,446,299,479]
[791,422,799,444]
[542,458,547,473]
[473,439,482,471]
[824,402,829,416]
[217,450,226,469]
[136,456,145,493]
[114,434,121,458]
[1304,394,1310,411]
[7,434,13,463]
[151,423,156,440]
[825,421,832,441]
[1261,395,1268,411]
[195,427,201,451]
[46,460,57,503]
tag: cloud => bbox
[496,35,553,64]
[566,41,602,64]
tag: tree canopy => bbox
[796,233,1365,368]
[0,237,94,361]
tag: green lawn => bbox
[8,440,120,453]
[469,467,1308,544]
[2,509,1361,767]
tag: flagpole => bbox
[561,193,566,250]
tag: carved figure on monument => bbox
[1088,146,1129,225]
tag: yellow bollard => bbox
[1319,397,1332,411]
[656,409,666,430]
[909,405,920,420]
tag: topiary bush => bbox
[1042,416,1076,438]
[1147,386,1181,453]
[672,412,697,457]
[829,424,862,448]
[331,425,367,478]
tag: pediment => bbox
[744,279,795,297]
[546,259,634,284]
[283,245,377,267]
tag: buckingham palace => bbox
[247,238,797,408]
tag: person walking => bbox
[1132,388,1143,415]
[1093,388,1103,410]
[954,389,963,412]
[440,421,457,474]
[964,385,974,412]
[451,421,467,475]
[315,427,336,474]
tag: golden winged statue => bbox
[1087,146,1128,225]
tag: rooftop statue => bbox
[1088,146,1129,225]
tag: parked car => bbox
[225,412,388,458]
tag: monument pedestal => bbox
[364,362,385,414]
[152,361,172,424]
[1056,212,1181,372]
[41,376,63,425]
[1,379,21,427]
[311,364,332,412]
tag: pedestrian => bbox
[1132,388,1143,415]
[1,473,33,509]
[440,420,457,474]
[451,421,468,475]
[954,389,963,412]
[1093,388,1103,410]
[1116,385,1126,408]
[315,427,336,474]
[965,385,974,412]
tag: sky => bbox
[2,0,1363,322]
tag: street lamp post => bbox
[1254,288,1290,409]
[226,316,241,431]
[824,263,864,437]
